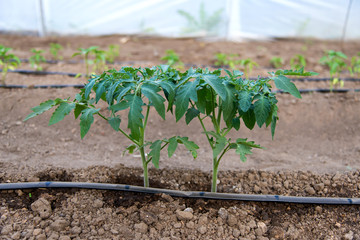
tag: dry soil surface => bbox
[1,34,360,239]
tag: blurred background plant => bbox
[0,45,21,85]
[29,48,46,71]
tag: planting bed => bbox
[1,34,360,239]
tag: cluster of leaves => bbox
[290,54,307,70]
[72,46,120,76]
[214,53,258,79]
[349,52,360,77]
[0,45,21,85]
[178,2,223,36]
[24,65,317,192]
[49,43,63,61]
[270,57,284,69]
[319,50,348,89]
[29,49,46,71]
[161,50,184,70]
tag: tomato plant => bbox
[105,44,120,64]
[24,65,198,188]
[72,46,99,77]
[29,48,46,71]
[172,66,317,192]
[49,43,63,61]
[161,50,184,70]
[270,57,284,69]
[290,54,306,70]
[349,52,360,77]
[319,50,348,90]
[0,45,21,85]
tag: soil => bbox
[1,34,360,239]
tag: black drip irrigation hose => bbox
[1,181,359,205]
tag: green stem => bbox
[139,104,151,187]
[211,144,230,192]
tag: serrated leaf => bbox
[274,75,301,99]
[84,78,96,98]
[175,79,199,121]
[213,135,227,159]
[108,116,121,131]
[115,85,132,102]
[24,99,56,121]
[149,140,162,168]
[238,91,252,112]
[177,137,199,159]
[235,138,262,162]
[110,100,129,113]
[232,118,240,131]
[74,104,87,119]
[106,82,120,104]
[222,82,235,122]
[141,83,166,119]
[254,95,271,128]
[95,80,107,103]
[159,64,170,72]
[125,94,144,140]
[49,102,76,125]
[242,109,256,130]
[195,87,208,114]
[202,74,226,101]
[124,144,137,155]
[79,108,100,139]
[168,137,178,158]
[159,81,175,111]
[185,107,200,124]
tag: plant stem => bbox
[211,157,219,192]
[139,105,151,187]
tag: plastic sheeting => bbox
[0,0,359,40]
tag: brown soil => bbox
[1,34,360,239]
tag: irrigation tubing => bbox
[1,181,359,205]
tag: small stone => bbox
[314,183,324,191]
[332,173,341,181]
[198,215,208,225]
[315,206,322,214]
[218,208,228,220]
[248,219,256,229]
[184,207,193,213]
[305,186,316,195]
[254,185,261,192]
[344,231,354,240]
[186,221,195,229]
[71,226,82,234]
[173,222,182,228]
[1,224,13,235]
[93,199,104,208]
[256,222,267,236]
[227,214,238,226]
[59,237,71,240]
[50,219,70,232]
[176,210,193,221]
[31,198,52,219]
[134,222,148,234]
[160,193,173,202]
[33,229,42,236]
[36,234,47,240]
[48,233,59,240]
[197,225,207,234]
[233,229,241,238]
[269,226,285,239]
[140,211,158,225]
[11,232,21,240]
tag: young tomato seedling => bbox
[290,54,307,70]
[161,50,184,70]
[49,43,63,61]
[319,50,348,90]
[29,48,46,71]
[24,65,198,188]
[173,67,317,192]
[72,46,99,77]
[270,57,284,69]
[0,45,21,85]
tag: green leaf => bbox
[74,104,87,119]
[115,85,133,102]
[232,117,240,131]
[270,106,278,139]
[202,74,226,100]
[242,109,256,130]
[213,135,227,159]
[24,99,56,121]
[141,83,166,119]
[185,107,200,124]
[79,108,100,139]
[95,80,107,103]
[222,82,235,123]
[49,102,76,125]
[106,82,120,104]
[238,91,252,112]
[254,95,271,128]
[124,144,137,155]
[177,137,199,159]
[273,75,302,99]
[235,138,262,162]
[84,79,96,98]
[175,79,199,121]
[125,94,144,140]
[149,140,162,168]
[159,81,175,111]
[168,137,178,158]
[110,100,129,113]
[108,116,121,131]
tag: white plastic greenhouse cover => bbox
[0,0,359,40]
